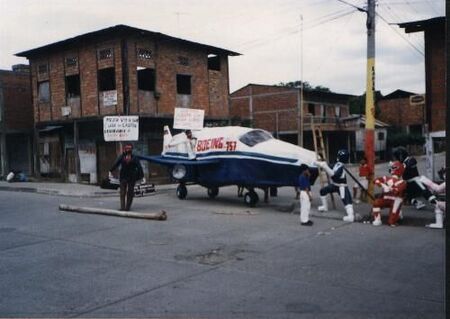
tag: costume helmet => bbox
[393,146,408,162]
[389,161,405,177]
[337,149,349,163]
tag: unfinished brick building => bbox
[377,89,425,135]
[230,84,361,161]
[399,17,445,133]
[0,65,33,177]
[17,25,239,183]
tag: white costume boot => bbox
[343,204,354,222]
[427,208,443,229]
[372,213,382,226]
[318,196,328,212]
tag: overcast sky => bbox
[0,0,444,96]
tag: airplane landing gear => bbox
[176,183,187,199]
[207,187,219,199]
[244,190,259,207]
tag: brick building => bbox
[16,25,239,183]
[399,17,445,133]
[377,89,425,135]
[230,84,359,161]
[0,65,34,177]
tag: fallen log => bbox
[59,204,167,221]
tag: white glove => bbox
[141,177,146,184]
[108,171,113,179]
[314,161,325,168]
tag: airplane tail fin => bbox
[162,125,172,154]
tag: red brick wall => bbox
[0,70,33,130]
[29,34,231,124]
[230,85,351,132]
[377,97,424,127]
[426,24,445,132]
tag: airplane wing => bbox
[137,155,220,166]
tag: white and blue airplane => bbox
[139,126,319,206]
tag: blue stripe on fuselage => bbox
[190,157,318,188]
[165,151,298,164]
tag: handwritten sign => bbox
[103,116,139,141]
[103,90,117,106]
[173,107,204,130]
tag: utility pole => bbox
[364,0,376,201]
[297,15,304,147]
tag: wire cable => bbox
[376,12,425,56]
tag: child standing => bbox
[353,157,372,203]
[298,167,313,226]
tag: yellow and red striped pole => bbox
[365,0,376,202]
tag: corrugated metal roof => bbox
[16,24,241,58]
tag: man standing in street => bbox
[109,143,144,211]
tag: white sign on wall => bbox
[173,107,204,130]
[103,90,118,106]
[103,116,139,141]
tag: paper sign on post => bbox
[103,116,139,141]
[173,108,204,130]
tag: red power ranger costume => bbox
[372,161,407,227]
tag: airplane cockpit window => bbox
[239,129,273,147]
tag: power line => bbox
[336,0,366,12]
[376,12,425,56]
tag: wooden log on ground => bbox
[59,204,167,221]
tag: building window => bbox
[208,54,220,71]
[137,48,152,60]
[177,74,191,95]
[137,67,155,91]
[38,64,48,74]
[38,81,50,103]
[335,106,341,117]
[66,57,78,67]
[378,132,385,141]
[98,48,113,60]
[98,67,116,91]
[308,103,315,115]
[66,74,81,98]
[178,56,189,66]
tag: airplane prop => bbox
[139,126,319,206]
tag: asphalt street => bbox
[0,182,445,318]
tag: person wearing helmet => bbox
[109,143,144,211]
[419,167,446,229]
[371,161,407,227]
[392,146,436,210]
[315,149,355,222]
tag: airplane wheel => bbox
[176,184,187,199]
[244,191,259,207]
[207,187,219,199]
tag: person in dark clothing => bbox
[109,143,144,211]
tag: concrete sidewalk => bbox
[0,181,178,198]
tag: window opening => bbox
[207,54,221,71]
[38,81,50,103]
[308,103,315,115]
[98,67,116,91]
[137,67,155,91]
[176,74,191,95]
[137,48,152,60]
[66,74,81,98]
[38,64,48,74]
[98,48,113,60]
[66,57,77,67]
[239,129,273,147]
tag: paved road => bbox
[0,185,445,318]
